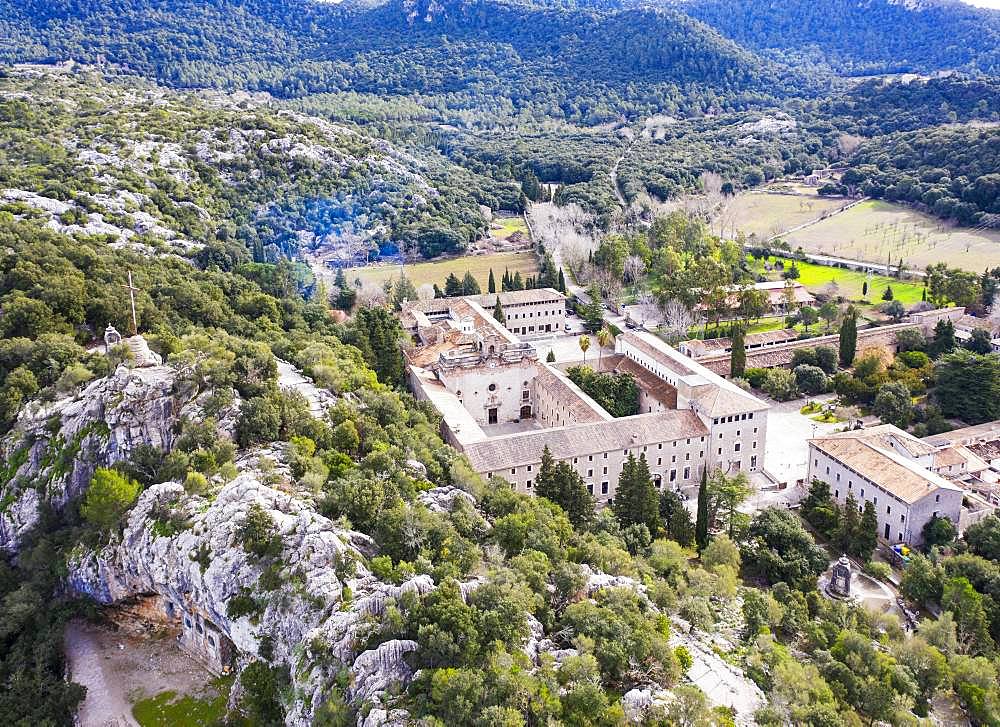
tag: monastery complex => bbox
[402,289,768,504]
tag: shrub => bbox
[744,368,768,388]
[80,468,141,531]
[761,368,800,401]
[793,364,829,395]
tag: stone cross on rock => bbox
[121,270,140,336]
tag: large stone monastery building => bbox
[402,290,769,504]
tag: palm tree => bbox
[596,326,613,369]
[579,335,591,364]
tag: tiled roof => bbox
[810,432,961,504]
[464,410,709,473]
[613,357,678,409]
[533,366,609,424]
[475,288,565,307]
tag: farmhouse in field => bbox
[403,292,769,505]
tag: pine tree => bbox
[730,326,746,379]
[334,267,347,289]
[493,297,505,325]
[546,350,556,363]
[659,489,695,546]
[882,285,894,301]
[839,307,858,367]
[444,273,462,297]
[488,268,496,294]
[461,271,481,295]
[612,454,660,534]
[696,468,710,551]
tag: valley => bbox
[0,1,999,726]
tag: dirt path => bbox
[65,620,210,727]
[609,135,636,208]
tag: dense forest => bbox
[679,0,1000,75]
[838,127,1000,225]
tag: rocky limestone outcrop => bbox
[0,364,191,552]
[66,474,429,726]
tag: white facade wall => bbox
[807,445,963,545]
[503,298,566,337]
[704,411,767,473]
[618,337,766,473]
[488,433,708,505]
[441,359,537,425]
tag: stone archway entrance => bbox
[520,405,532,419]
[488,408,499,425]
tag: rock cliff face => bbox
[0,364,189,552]
[66,474,430,725]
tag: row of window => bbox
[508,309,562,319]
[712,412,755,425]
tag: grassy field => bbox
[717,192,847,239]
[491,215,528,239]
[753,256,926,304]
[785,200,1000,273]
[343,250,539,290]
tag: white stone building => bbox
[401,288,566,340]
[403,297,769,507]
[807,425,964,546]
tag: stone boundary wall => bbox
[696,307,964,377]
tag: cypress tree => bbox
[558,268,567,293]
[839,307,858,367]
[612,454,659,534]
[856,501,879,560]
[838,492,861,554]
[696,468,710,551]
[535,446,595,528]
[493,297,505,325]
[488,268,496,294]
[730,326,746,379]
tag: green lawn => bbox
[753,256,925,304]
[342,250,539,290]
[133,678,231,727]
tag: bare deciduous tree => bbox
[623,255,647,285]
[416,283,436,302]
[661,298,697,341]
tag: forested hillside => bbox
[0,0,807,113]
[0,70,491,260]
[680,0,1000,75]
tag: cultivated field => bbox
[752,256,926,304]
[342,250,539,290]
[716,192,848,239]
[785,200,1000,273]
